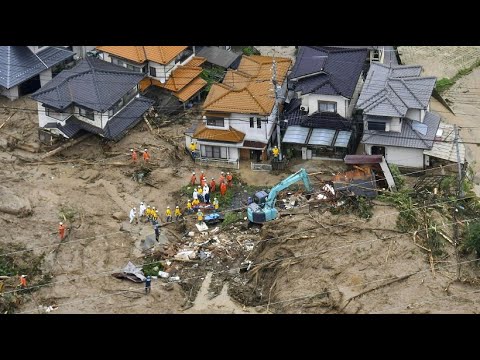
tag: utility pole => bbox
[453,124,463,279]
[272,55,283,161]
[454,124,464,198]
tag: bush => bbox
[389,164,405,191]
[464,221,480,257]
[242,46,260,56]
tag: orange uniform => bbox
[219,175,225,185]
[131,150,138,163]
[59,223,66,240]
[191,173,196,186]
[210,179,216,193]
[226,173,233,187]
[20,276,27,288]
[220,182,227,196]
[143,150,150,163]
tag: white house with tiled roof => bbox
[185,55,291,167]
[356,63,440,168]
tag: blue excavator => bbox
[247,168,312,224]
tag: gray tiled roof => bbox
[362,111,440,149]
[356,63,436,117]
[196,47,241,69]
[55,97,153,141]
[31,57,146,112]
[104,97,154,140]
[289,46,368,99]
[0,46,74,89]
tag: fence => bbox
[251,162,272,171]
[195,157,239,170]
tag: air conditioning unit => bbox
[300,105,309,112]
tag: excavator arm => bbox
[247,168,312,224]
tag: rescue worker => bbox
[143,148,150,163]
[20,275,27,288]
[193,188,199,203]
[210,177,216,193]
[272,145,279,161]
[175,206,182,221]
[197,209,204,225]
[226,172,233,187]
[191,172,196,186]
[145,276,151,294]
[203,183,210,204]
[129,207,137,224]
[192,198,200,207]
[190,141,197,156]
[220,181,227,196]
[146,205,152,221]
[213,197,219,212]
[165,206,172,222]
[139,202,146,218]
[187,199,193,214]
[58,222,66,240]
[152,210,159,223]
[131,149,138,164]
[154,222,160,242]
[219,171,225,185]
[200,171,206,187]
[151,207,157,223]
[197,185,204,203]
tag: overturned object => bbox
[111,261,146,283]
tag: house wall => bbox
[0,86,19,100]
[302,94,348,117]
[365,144,424,168]
[37,102,72,128]
[74,106,103,128]
[228,112,272,143]
[406,109,422,122]
[346,75,364,118]
[39,68,52,87]
[147,52,195,84]
[389,117,402,132]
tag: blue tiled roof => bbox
[31,57,146,112]
[289,46,368,99]
[0,46,74,89]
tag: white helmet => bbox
[59,222,63,225]
[176,206,179,208]
[167,206,170,208]
[144,148,147,151]
[130,149,133,152]
[192,172,195,175]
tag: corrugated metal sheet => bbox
[282,126,310,144]
[308,128,336,146]
[334,130,352,148]
[424,122,466,164]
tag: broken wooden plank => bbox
[438,231,455,245]
[40,133,92,159]
[0,111,17,131]
[341,271,419,311]
[144,116,154,133]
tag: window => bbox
[126,64,142,73]
[368,121,386,131]
[250,117,254,128]
[46,108,63,120]
[202,145,226,159]
[149,66,157,77]
[257,118,262,128]
[318,101,337,113]
[175,47,193,64]
[79,108,94,121]
[206,117,224,127]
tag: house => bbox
[0,46,75,100]
[184,55,291,167]
[356,62,440,169]
[96,46,207,103]
[196,46,241,70]
[31,57,154,142]
[282,46,368,159]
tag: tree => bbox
[464,221,480,258]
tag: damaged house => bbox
[356,62,441,169]
[282,46,368,159]
[31,57,154,142]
